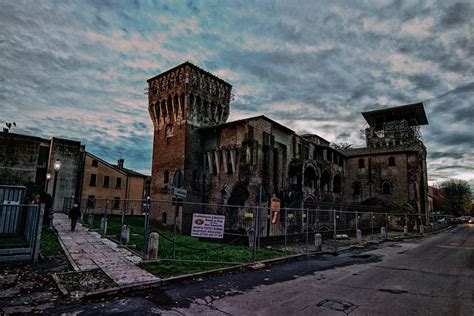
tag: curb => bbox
[52,226,81,272]
[82,252,333,300]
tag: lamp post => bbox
[48,159,61,231]
[45,172,51,192]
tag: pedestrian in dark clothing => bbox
[69,204,81,231]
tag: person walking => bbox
[69,203,81,231]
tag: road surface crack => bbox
[189,296,231,315]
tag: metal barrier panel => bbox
[62,196,459,264]
[0,204,21,234]
[0,185,26,204]
[0,204,40,262]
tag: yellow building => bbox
[80,152,147,214]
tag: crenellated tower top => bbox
[147,62,232,133]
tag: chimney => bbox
[117,159,124,170]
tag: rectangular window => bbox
[164,170,169,183]
[91,159,98,167]
[247,125,254,140]
[87,195,95,208]
[103,175,110,187]
[89,174,97,186]
[113,197,120,209]
[116,177,122,188]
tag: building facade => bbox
[0,132,84,211]
[147,63,430,233]
[343,104,429,219]
[80,153,147,214]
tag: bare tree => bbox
[437,179,472,216]
[331,142,352,150]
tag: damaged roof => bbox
[362,102,428,128]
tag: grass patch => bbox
[139,261,235,278]
[87,215,293,272]
[40,226,63,257]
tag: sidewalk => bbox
[53,213,159,286]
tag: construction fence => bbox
[0,203,44,262]
[63,197,454,265]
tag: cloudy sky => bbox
[1,0,472,186]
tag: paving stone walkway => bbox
[53,213,159,286]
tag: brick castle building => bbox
[147,62,429,233]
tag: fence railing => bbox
[0,204,43,262]
[63,197,454,265]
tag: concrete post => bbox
[148,232,159,260]
[314,233,322,252]
[404,225,408,235]
[88,213,94,227]
[120,224,130,245]
[419,225,424,235]
[100,217,107,235]
[248,228,255,248]
[356,229,362,243]
[381,227,387,239]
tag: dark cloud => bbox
[441,2,472,28]
[408,74,441,90]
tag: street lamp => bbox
[45,172,51,192]
[49,159,61,231]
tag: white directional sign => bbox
[168,186,187,198]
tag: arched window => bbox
[358,159,365,168]
[388,156,396,166]
[333,174,342,193]
[162,212,167,224]
[163,170,169,184]
[321,170,330,192]
[382,182,391,195]
[303,166,317,189]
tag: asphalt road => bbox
[54,224,473,315]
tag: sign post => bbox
[169,170,186,260]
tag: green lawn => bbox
[87,215,293,277]
[40,226,63,257]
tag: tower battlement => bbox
[147,62,232,132]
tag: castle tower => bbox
[362,102,428,148]
[147,62,232,228]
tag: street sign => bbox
[173,170,184,188]
[271,197,281,224]
[168,186,187,198]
